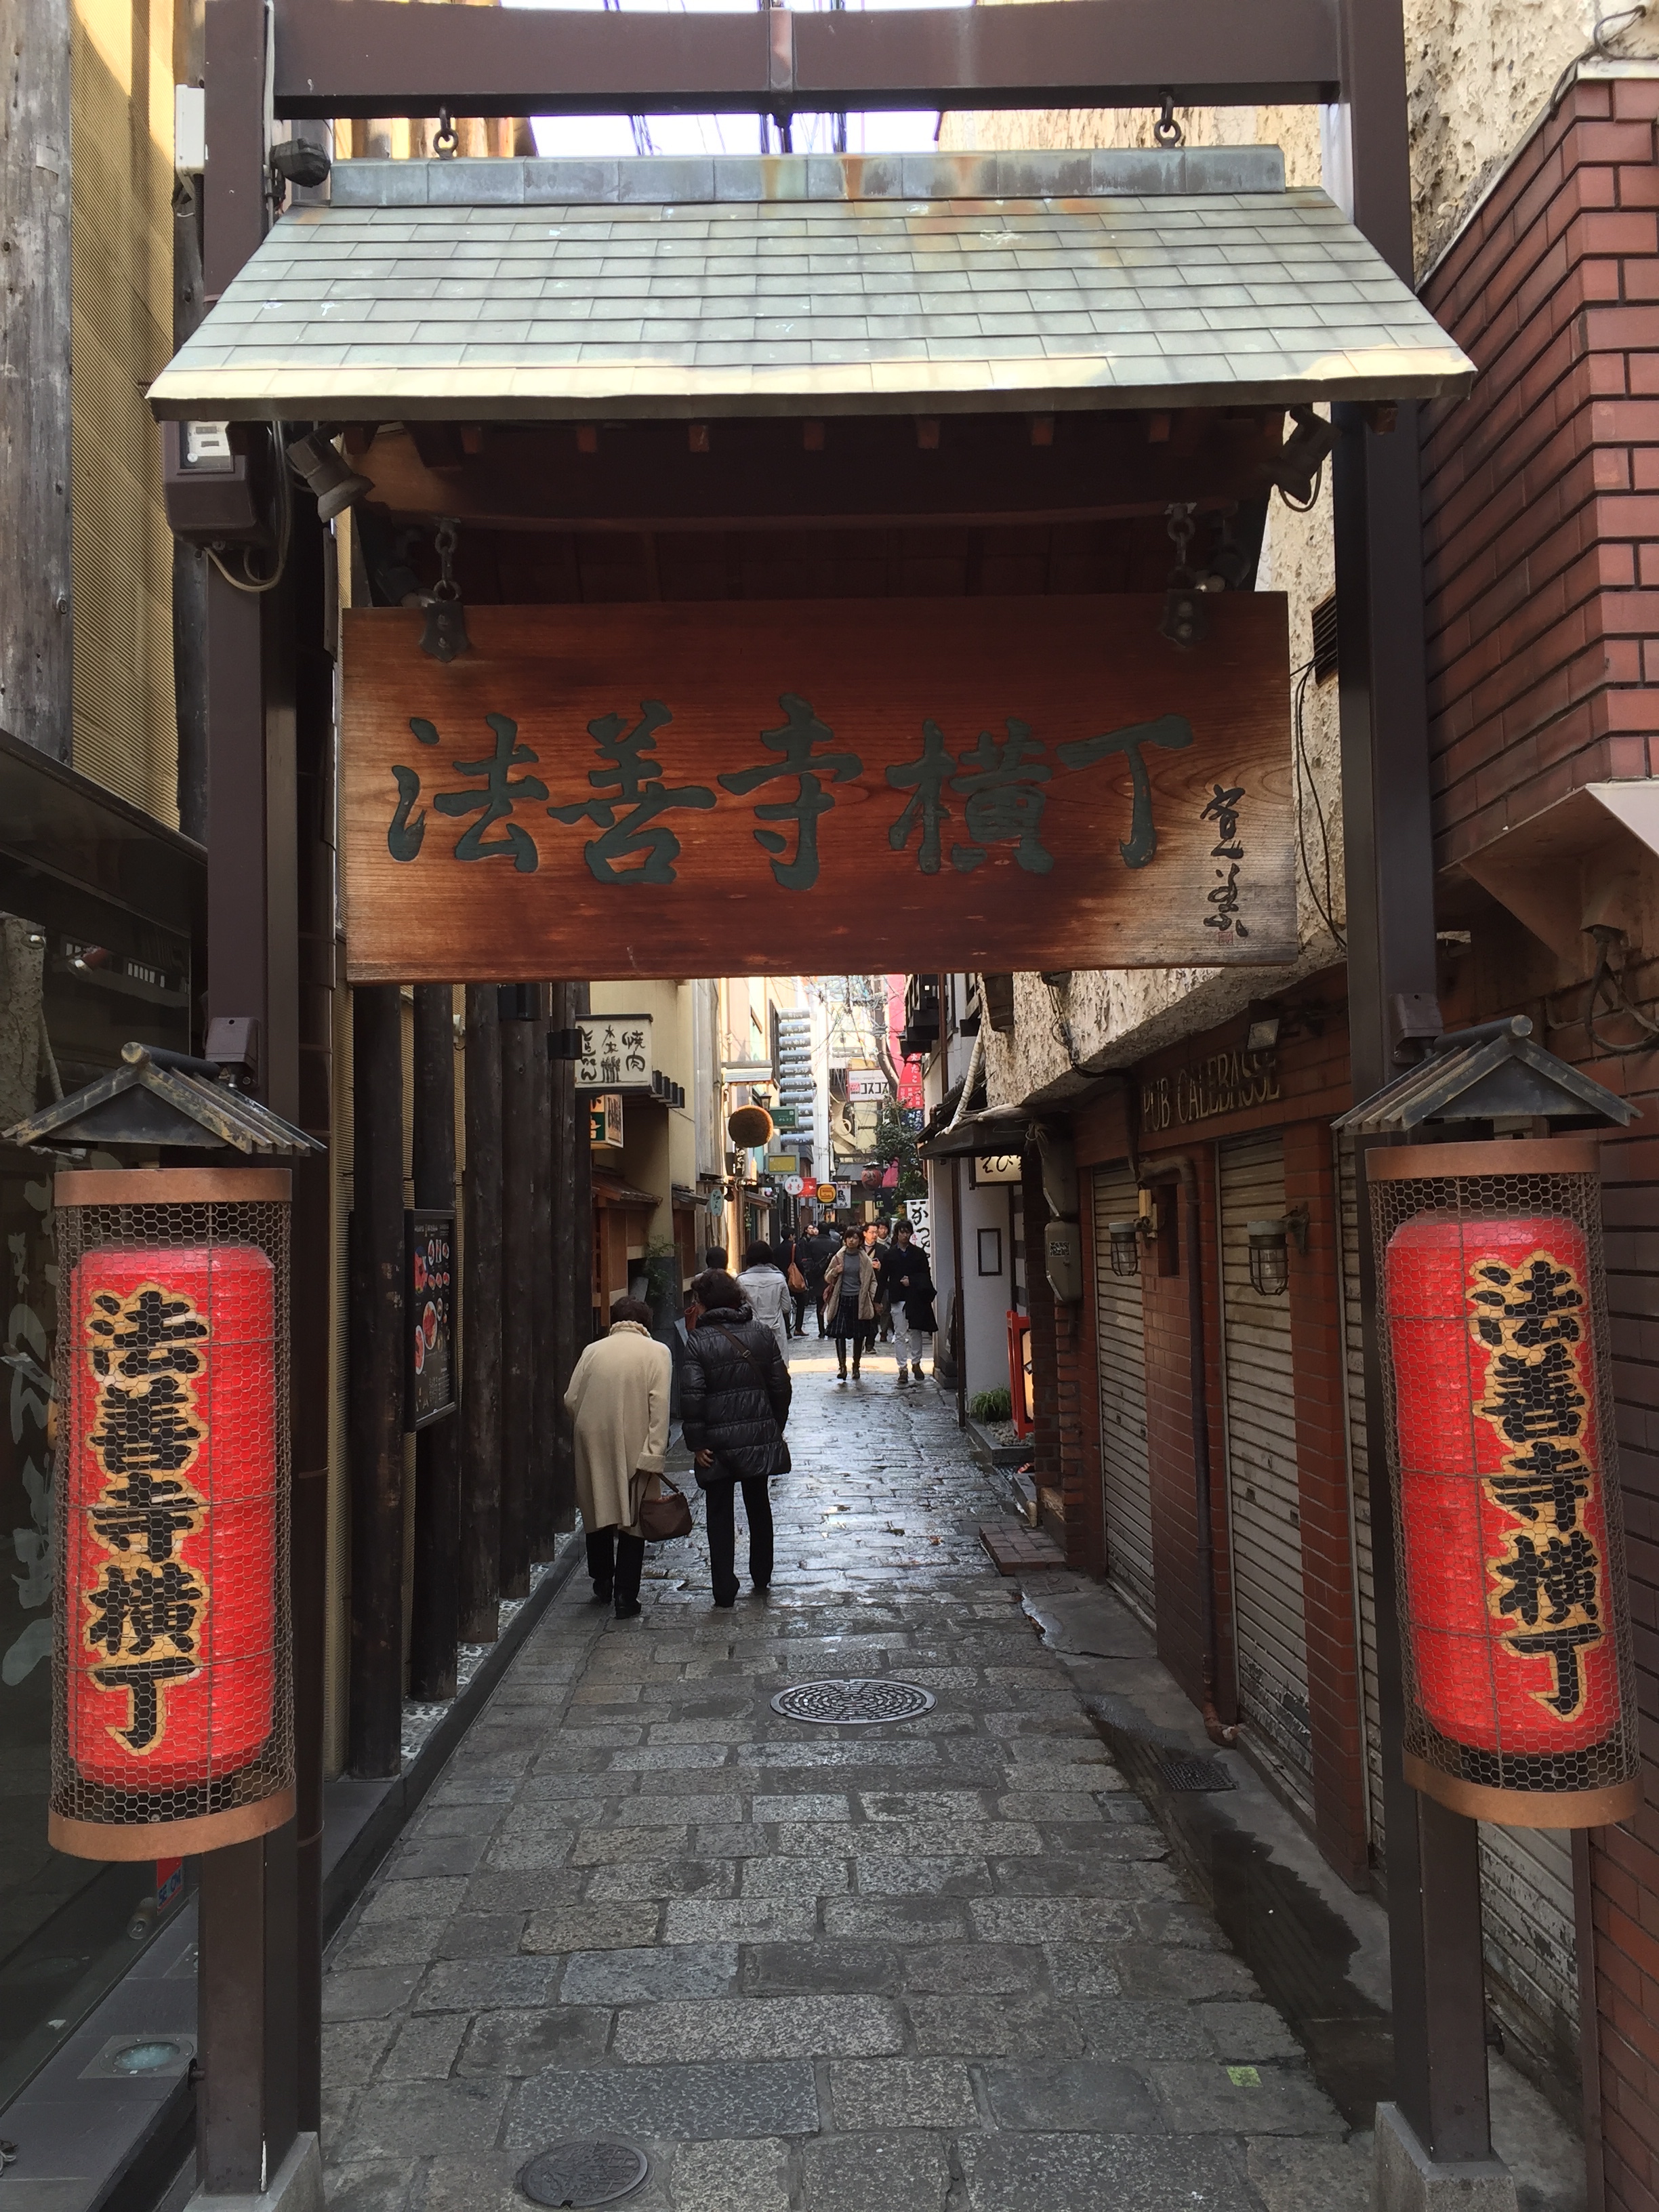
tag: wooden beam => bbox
[410,983,462,1698]
[499,995,537,1598]
[0,0,72,758]
[347,983,407,1776]
[550,981,579,1537]
[460,984,504,1640]
[531,985,559,1561]
[272,0,1338,119]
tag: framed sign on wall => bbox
[341,596,1294,983]
[407,1208,457,1430]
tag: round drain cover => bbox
[518,2142,649,2207]
[771,1677,937,1725]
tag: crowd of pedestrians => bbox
[567,1211,937,1616]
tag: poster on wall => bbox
[407,1209,457,1429]
[341,596,1295,983]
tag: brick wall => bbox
[1421,77,1659,869]
[1421,72,1659,2208]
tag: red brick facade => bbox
[1422,72,1659,2209]
[1422,77,1659,868]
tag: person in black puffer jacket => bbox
[680,1269,792,1608]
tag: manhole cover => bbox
[518,2141,649,2207]
[772,1677,937,1725]
[1161,1754,1237,1793]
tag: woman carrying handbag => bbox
[680,1269,792,1608]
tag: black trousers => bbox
[586,1526,645,1605]
[703,1476,774,1603]
[790,1286,809,1335]
[806,1282,827,1333]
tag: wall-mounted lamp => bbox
[1246,1206,1309,1296]
[286,431,372,523]
[1107,1217,1149,1279]
[1244,1015,1281,1054]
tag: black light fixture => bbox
[286,430,372,523]
[1246,1206,1308,1296]
[1244,1014,1281,1054]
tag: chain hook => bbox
[1164,500,1197,578]
[434,106,459,159]
[419,518,470,662]
[433,517,461,602]
[1153,89,1185,148]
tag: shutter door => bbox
[1092,1166,1153,1620]
[1337,1133,1387,1860]
[1219,1132,1312,1781]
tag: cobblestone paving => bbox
[321,1343,1366,2211]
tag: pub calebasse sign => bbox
[341,596,1294,983]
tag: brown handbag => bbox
[635,1474,693,1543]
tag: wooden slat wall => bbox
[1091,1164,1153,1620]
[1219,1130,1312,1783]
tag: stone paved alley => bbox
[319,1343,1380,2212]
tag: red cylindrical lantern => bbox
[1372,1140,1639,1826]
[51,1169,294,1858]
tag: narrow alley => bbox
[319,1348,1369,2212]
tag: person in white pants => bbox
[884,1219,937,1385]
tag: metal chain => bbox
[1164,500,1197,581]
[433,518,461,602]
[434,105,459,158]
[1153,89,1185,148]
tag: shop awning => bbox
[148,148,1471,423]
[920,1103,1030,1160]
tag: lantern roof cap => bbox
[1,1043,325,1157]
[1332,1016,1638,1136]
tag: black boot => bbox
[836,1347,847,1380]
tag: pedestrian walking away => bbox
[735,1239,792,1361]
[562,1296,672,1619]
[867,1216,896,1341]
[883,1216,938,1384]
[680,1269,791,1606]
[780,1230,811,1336]
[821,1223,878,1381]
[798,1218,839,1335]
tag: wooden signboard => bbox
[342,596,1294,983]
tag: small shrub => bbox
[969,1387,1012,1423]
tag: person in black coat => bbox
[883,1218,938,1386]
[797,1224,840,1336]
[680,1269,792,1607]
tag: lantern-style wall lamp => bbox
[4,1043,321,1858]
[1107,1216,1151,1278]
[1335,1015,1641,1827]
[1246,1206,1309,1296]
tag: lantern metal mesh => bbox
[50,1170,294,1858]
[1368,1140,1639,1826]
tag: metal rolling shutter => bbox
[1337,1138,1578,2075]
[1092,1166,1153,1620]
[1336,1134,1387,1860]
[1219,1132,1312,1782]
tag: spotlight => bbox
[285,431,371,523]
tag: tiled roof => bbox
[148,150,1471,421]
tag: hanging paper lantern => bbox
[51,1170,295,1859]
[1372,1141,1639,1827]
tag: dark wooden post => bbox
[499,989,536,1597]
[550,981,578,1533]
[573,981,595,1351]
[531,986,558,1559]
[348,985,407,1774]
[410,985,461,1698]
[460,984,504,1639]
[1332,0,1495,2168]
[0,0,73,763]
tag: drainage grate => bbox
[1161,1755,1237,1793]
[518,2142,649,2207]
[772,1677,937,1725]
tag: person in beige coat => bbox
[821,1226,878,1382]
[565,1298,671,1619]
